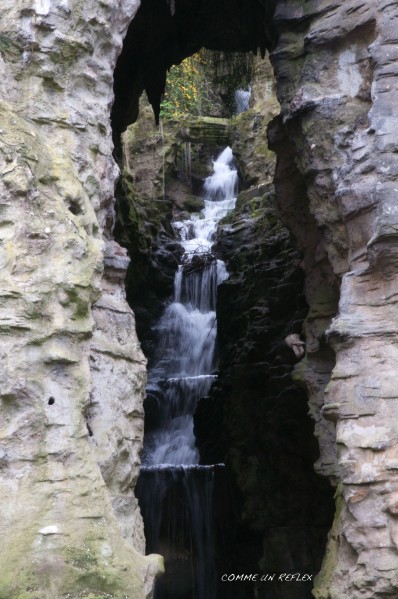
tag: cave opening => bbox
[110,1,336,598]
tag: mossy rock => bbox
[0,34,22,59]
[177,194,205,213]
[178,116,232,146]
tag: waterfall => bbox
[235,85,252,114]
[136,147,237,598]
[143,146,237,468]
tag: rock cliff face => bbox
[3,1,398,598]
[270,1,398,597]
[0,1,162,598]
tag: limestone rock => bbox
[271,0,398,596]
[0,1,162,597]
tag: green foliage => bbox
[160,50,215,120]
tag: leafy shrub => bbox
[160,50,214,119]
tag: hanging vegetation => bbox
[159,50,216,119]
[160,50,255,120]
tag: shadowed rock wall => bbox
[202,96,335,599]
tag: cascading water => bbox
[136,147,238,598]
[235,85,252,114]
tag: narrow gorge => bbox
[1,1,398,599]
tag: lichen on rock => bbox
[0,1,162,597]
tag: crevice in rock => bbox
[67,198,83,216]
[111,2,338,597]
[268,115,340,483]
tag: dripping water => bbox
[137,147,237,598]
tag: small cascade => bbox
[235,85,252,114]
[136,147,238,598]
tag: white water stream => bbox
[143,147,238,466]
[235,85,252,114]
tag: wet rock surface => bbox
[116,97,233,363]
[195,103,335,596]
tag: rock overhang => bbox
[112,0,277,136]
